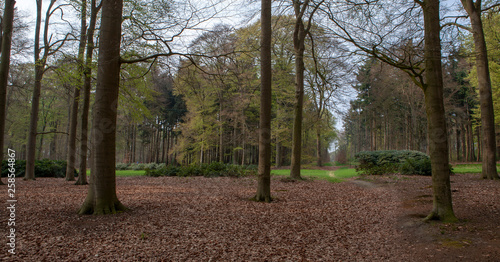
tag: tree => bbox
[419,0,457,222]
[76,0,101,185]
[65,0,88,181]
[290,0,322,179]
[324,0,457,221]
[255,0,272,202]
[0,0,16,185]
[459,0,499,180]
[25,0,69,180]
[78,0,127,215]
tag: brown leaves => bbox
[0,174,498,261]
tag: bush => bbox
[400,158,432,176]
[115,163,129,170]
[144,162,257,178]
[355,150,432,176]
[1,159,77,178]
[129,163,146,170]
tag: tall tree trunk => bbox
[0,0,16,185]
[290,0,309,180]
[460,0,499,179]
[67,0,88,181]
[275,137,281,168]
[76,0,99,186]
[476,125,481,162]
[78,0,126,215]
[316,127,322,167]
[456,127,461,161]
[255,0,272,202]
[219,102,224,163]
[421,0,457,222]
[65,83,81,181]
[49,121,57,160]
[461,124,467,162]
[25,0,43,180]
[26,0,56,180]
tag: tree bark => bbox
[25,0,44,180]
[0,0,16,185]
[78,0,126,215]
[421,0,458,222]
[26,0,57,180]
[255,0,272,202]
[460,0,499,179]
[66,0,89,181]
[290,0,309,180]
[76,0,99,186]
[316,127,322,167]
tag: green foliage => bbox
[400,158,432,176]
[355,150,433,176]
[144,162,256,178]
[116,163,130,170]
[1,159,76,178]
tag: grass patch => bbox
[117,170,146,177]
[452,164,500,174]
[271,167,359,183]
[333,167,360,180]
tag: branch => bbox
[482,2,500,12]
[441,22,472,32]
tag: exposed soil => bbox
[0,173,499,261]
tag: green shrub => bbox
[116,163,129,170]
[129,163,146,170]
[400,158,432,176]
[355,150,432,176]
[144,162,256,178]
[1,159,76,178]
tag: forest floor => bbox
[1,173,499,261]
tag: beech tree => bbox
[458,0,499,180]
[25,0,70,180]
[290,0,323,179]
[323,0,457,221]
[65,0,88,181]
[255,0,272,202]
[0,0,16,185]
[419,0,457,222]
[76,0,101,185]
[78,0,126,215]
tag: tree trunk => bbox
[476,125,481,162]
[77,0,99,186]
[65,84,80,181]
[26,0,57,180]
[0,0,15,185]
[460,0,499,179]
[290,0,309,180]
[25,0,43,180]
[255,0,272,202]
[78,0,126,215]
[316,127,322,167]
[456,127,461,161]
[275,137,281,168]
[421,0,457,222]
[66,12,86,179]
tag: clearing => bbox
[0,173,499,261]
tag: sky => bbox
[16,0,37,19]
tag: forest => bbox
[0,0,500,260]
